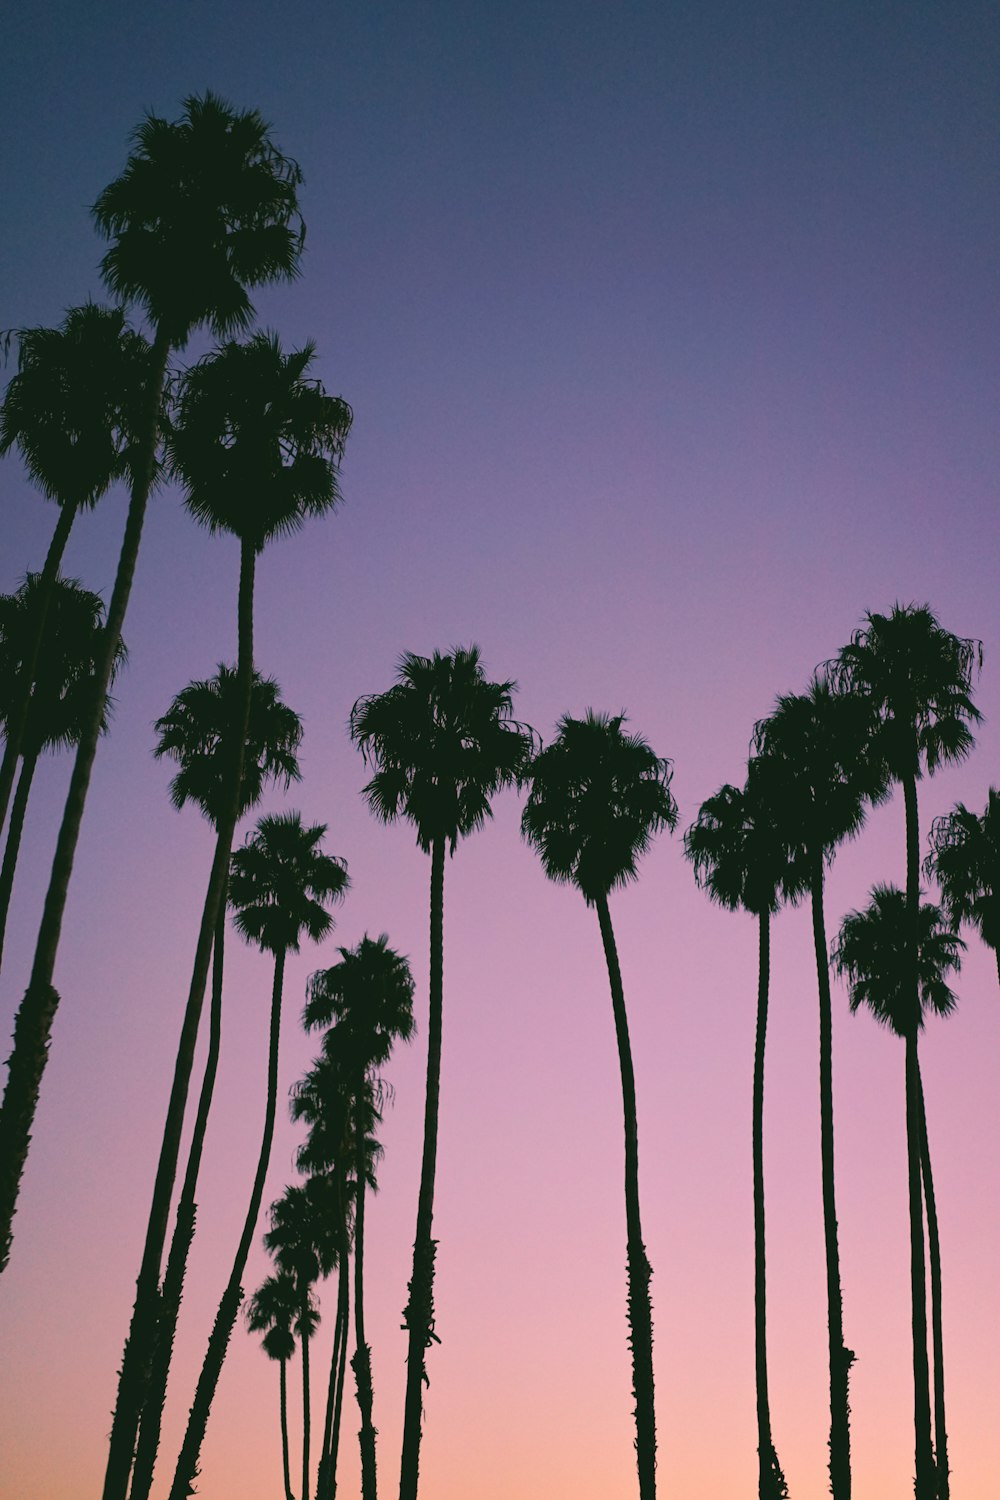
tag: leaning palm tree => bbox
[168,812,348,1500]
[831,603,980,1500]
[833,885,963,1499]
[128,668,302,1500]
[522,710,677,1500]
[350,646,533,1500]
[246,1270,302,1500]
[925,789,1000,987]
[753,677,886,1500]
[684,756,801,1499]
[2,91,307,1295]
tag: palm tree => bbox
[2,90,307,1291]
[684,757,800,1499]
[127,668,302,1500]
[831,603,980,1500]
[925,790,1000,987]
[305,935,416,1500]
[350,645,533,1500]
[521,710,676,1500]
[168,812,348,1500]
[246,1271,302,1500]
[753,677,886,1500]
[833,885,963,1499]
[0,576,125,969]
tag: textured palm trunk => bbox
[328,1224,352,1499]
[353,1093,378,1500]
[0,329,169,1278]
[129,901,228,1500]
[302,1312,312,1500]
[0,496,76,837]
[0,742,41,969]
[753,910,788,1500]
[398,835,445,1500]
[280,1355,294,1500]
[596,892,657,1500]
[809,854,852,1500]
[317,1195,350,1500]
[916,1062,948,1498]
[103,539,257,1500]
[168,945,288,1500]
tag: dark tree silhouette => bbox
[925,790,1000,988]
[246,1271,302,1500]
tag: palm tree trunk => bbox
[399,835,445,1500]
[302,1313,312,1500]
[753,909,787,1500]
[280,1355,294,1500]
[317,1198,349,1500]
[0,496,76,839]
[129,899,228,1500]
[168,945,287,1500]
[328,1224,351,1500]
[810,854,852,1500]
[596,892,657,1500]
[0,331,169,1278]
[916,1060,948,1498]
[353,1096,378,1500]
[0,742,41,969]
[103,540,256,1500]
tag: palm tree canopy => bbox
[351,646,535,854]
[833,883,964,1037]
[0,302,152,508]
[153,664,302,824]
[830,602,982,781]
[93,92,305,347]
[166,332,352,552]
[265,1177,340,1291]
[684,755,807,917]
[229,811,348,955]
[304,933,416,1070]
[0,574,125,752]
[925,790,1000,952]
[521,709,677,906]
[291,1051,384,1195]
[246,1270,299,1350]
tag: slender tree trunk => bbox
[328,1225,351,1500]
[810,855,852,1500]
[302,1316,312,1500]
[168,945,287,1500]
[129,900,228,1500]
[0,743,41,969]
[0,497,76,838]
[0,330,169,1277]
[753,910,787,1500]
[103,539,257,1500]
[595,893,657,1500]
[353,1094,378,1500]
[398,836,445,1500]
[317,1201,349,1500]
[280,1356,294,1500]
[916,1061,948,1499]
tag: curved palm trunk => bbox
[301,1307,312,1500]
[0,497,76,839]
[0,332,169,1278]
[809,855,852,1500]
[103,540,256,1500]
[399,835,446,1500]
[168,945,287,1500]
[129,901,228,1500]
[753,910,788,1500]
[916,1062,948,1498]
[328,1224,352,1499]
[0,742,41,969]
[352,1099,378,1500]
[279,1355,294,1500]
[596,892,657,1500]
[317,1194,350,1500]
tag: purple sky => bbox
[2,4,1000,1496]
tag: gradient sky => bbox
[2,3,999,1497]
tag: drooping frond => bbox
[684,756,807,917]
[229,811,348,955]
[833,883,964,1036]
[925,789,1000,952]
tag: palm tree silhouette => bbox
[521,710,676,1500]
[350,646,533,1500]
[753,677,886,1500]
[168,811,347,1500]
[0,575,125,968]
[833,885,963,1500]
[832,603,980,1500]
[246,1270,302,1500]
[684,757,800,1500]
[925,790,1000,988]
[305,934,416,1500]
[2,91,307,1298]
[128,667,303,1500]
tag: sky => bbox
[2,2,999,1496]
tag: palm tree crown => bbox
[229,812,349,956]
[833,885,964,1037]
[684,755,806,918]
[305,933,416,1066]
[246,1270,300,1359]
[925,790,1000,956]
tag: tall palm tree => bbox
[684,757,801,1500]
[246,1271,302,1500]
[521,710,676,1500]
[128,668,302,1500]
[2,90,307,1289]
[168,812,348,1500]
[831,603,980,1500]
[925,790,1000,987]
[753,677,886,1500]
[0,576,125,968]
[305,935,416,1500]
[350,645,533,1500]
[833,885,963,1499]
